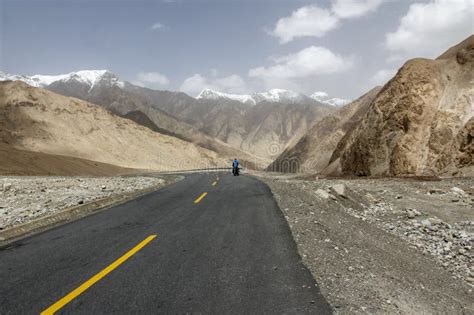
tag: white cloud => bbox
[133,72,170,89]
[249,46,353,80]
[385,0,474,59]
[151,22,166,31]
[271,5,340,44]
[271,0,386,43]
[331,0,385,19]
[370,68,396,86]
[179,73,248,96]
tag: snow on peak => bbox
[0,69,124,91]
[197,88,256,105]
[0,71,45,87]
[310,91,351,107]
[254,89,304,104]
[310,91,329,99]
[196,88,307,105]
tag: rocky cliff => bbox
[330,36,473,176]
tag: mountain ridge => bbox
[0,70,350,107]
[0,69,335,161]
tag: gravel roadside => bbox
[0,175,169,230]
[255,173,473,314]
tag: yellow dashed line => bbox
[194,192,208,204]
[41,235,157,315]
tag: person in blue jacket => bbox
[232,158,239,175]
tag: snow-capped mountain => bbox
[0,70,124,91]
[310,91,351,107]
[253,89,306,104]
[196,88,311,105]
[197,88,256,105]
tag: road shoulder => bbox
[254,173,473,314]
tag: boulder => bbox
[3,183,12,192]
[330,184,347,198]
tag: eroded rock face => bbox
[334,36,474,176]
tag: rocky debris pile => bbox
[345,203,473,285]
[333,184,473,287]
[0,176,164,229]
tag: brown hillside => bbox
[0,81,225,171]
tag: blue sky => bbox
[1,0,472,99]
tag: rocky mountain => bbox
[271,35,473,177]
[330,35,474,176]
[268,86,381,173]
[0,81,225,171]
[0,70,335,162]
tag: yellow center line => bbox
[194,192,208,204]
[41,235,157,315]
[212,181,217,186]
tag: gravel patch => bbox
[255,173,473,314]
[1,176,165,229]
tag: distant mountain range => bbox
[0,70,350,107]
[0,69,124,90]
[196,88,350,107]
[0,69,336,162]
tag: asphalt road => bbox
[0,173,331,314]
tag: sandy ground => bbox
[0,176,166,230]
[255,172,473,314]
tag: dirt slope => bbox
[0,144,136,176]
[267,87,381,173]
[0,81,224,171]
[330,35,474,176]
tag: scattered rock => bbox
[330,184,347,198]
[451,187,467,197]
[3,183,12,192]
[421,219,432,227]
[315,189,330,200]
